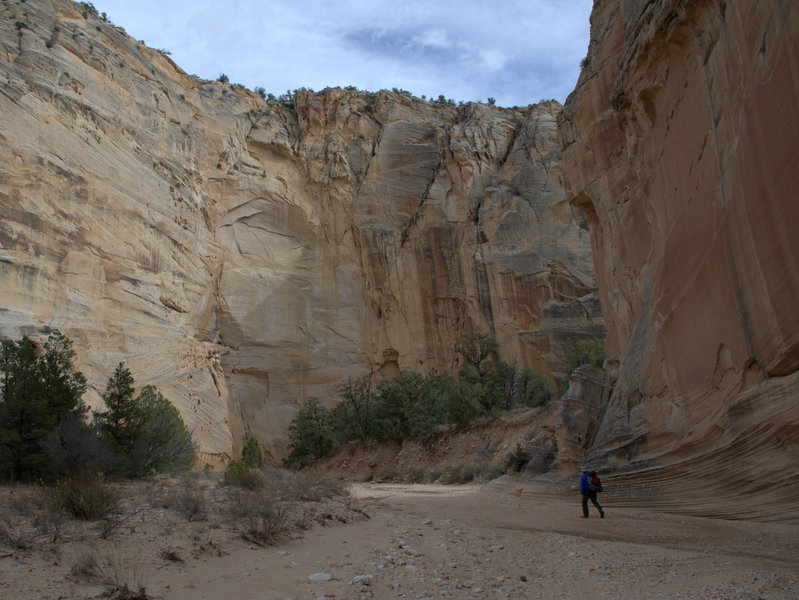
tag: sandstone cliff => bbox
[0,0,601,465]
[559,0,798,518]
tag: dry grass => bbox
[0,468,363,599]
[70,546,150,599]
[43,474,119,520]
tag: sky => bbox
[91,1,593,107]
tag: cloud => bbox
[92,0,593,106]
[413,28,453,50]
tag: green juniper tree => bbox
[95,363,194,475]
[127,385,194,475]
[240,435,265,470]
[0,331,87,479]
[284,399,333,468]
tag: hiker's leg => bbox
[581,494,589,517]
[590,494,604,516]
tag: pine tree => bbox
[0,331,89,479]
[96,365,194,475]
[95,362,138,467]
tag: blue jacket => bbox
[580,470,591,494]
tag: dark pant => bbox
[582,492,603,517]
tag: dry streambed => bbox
[1,476,798,599]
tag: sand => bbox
[2,475,797,599]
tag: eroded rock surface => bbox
[0,0,601,465]
[558,0,799,515]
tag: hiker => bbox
[580,469,605,518]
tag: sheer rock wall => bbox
[0,0,601,465]
[558,0,798,517]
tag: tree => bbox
[374,371,449,440]
[95,364,194,475]
[126,385,194,475]
[240,435,265,470]
[39,331,87,422]
[456,332,500,387]
[95,362,137,463]
[0,331,88,479]
[330,377,376,442]
[284,399,333,468]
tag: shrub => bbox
[163,483,205,521]
[273,469,347,502]
[505,444,531,473]
[223,459,263,489]
[240,436,264,470]
[567,338,606,374]
[217,73,229,84]
[71,547,150,599]
[439,460,502,484]
[283,399,334,468]
[283,333,557,464]
[44,473,118,520]
[227,489,287,545]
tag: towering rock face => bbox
[559,0,798,516]
[0,0,601,465]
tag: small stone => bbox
[309,572,333,582]
[351,574,373,585]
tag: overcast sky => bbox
[92,1,593,107]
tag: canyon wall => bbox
[0,0,601,465]
[559,0,798,518]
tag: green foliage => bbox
[374,370,453,441]
[95,364,194,476]
[505,443,531,473]
[284,332,559,465]
[567,338,606,374]
[224,459,263,489]
[0,331,88,480]
[0,334,191,481]
[224,435,266,488]
[126,385,195,475]
[95,362,136,461]
[516,367,552,408]
[283,399,334,468]
[217,73,229,84]
[330,377,376,442]
[283,331,561,468]
[240,436,265,470]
